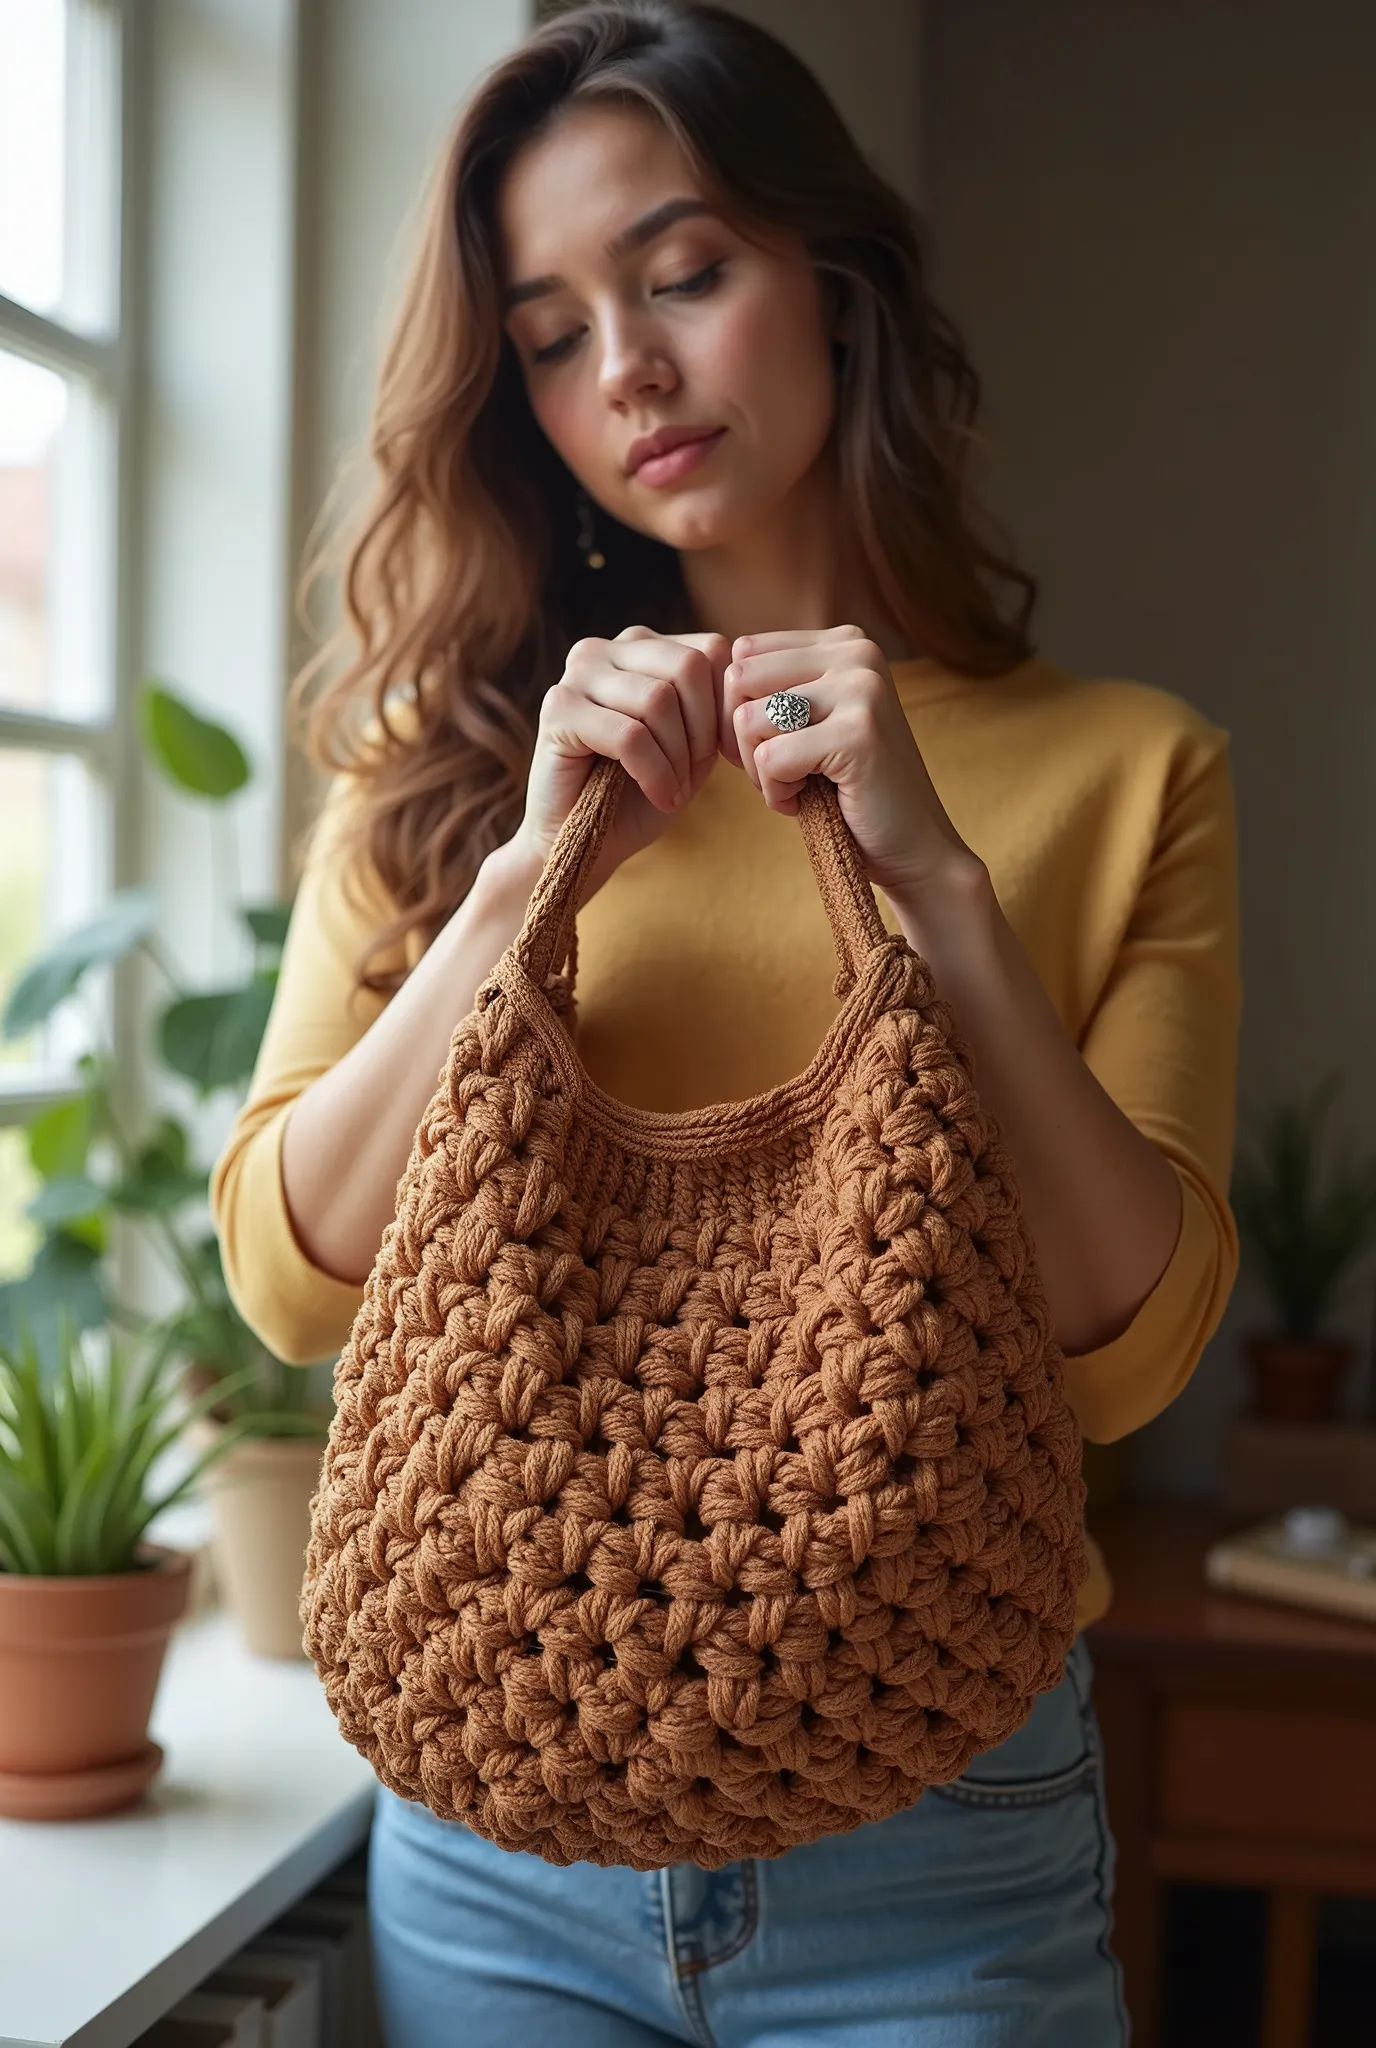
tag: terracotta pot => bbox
[1244,1334,1354,1424]
[186,1417,327,1659]
[0,1542,191,1820]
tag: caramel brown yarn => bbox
[299,758,1089,1871]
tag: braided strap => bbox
[512,756,888,998]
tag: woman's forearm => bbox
[889,856,1183,1358]
[280,839,544,1286]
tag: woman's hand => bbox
[720,623,979,904]
[509,624,730,891]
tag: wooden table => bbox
[1086,1504,1376,2048]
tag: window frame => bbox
[0,0,142,1128]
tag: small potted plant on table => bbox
[1231,1077,1376,1423]
[0,1314,259,1820]
[0,682,336,1662]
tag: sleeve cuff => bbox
[1060,1166,1237,1444]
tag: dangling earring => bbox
[576,485,606,570]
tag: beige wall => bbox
[727,0,923,212]
[536,0,925,208]
[926,0,1376,1494]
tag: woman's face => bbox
[497,102,841,553]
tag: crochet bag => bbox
[299,756,1089,1871]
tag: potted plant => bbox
[0,1312,261,1819]
[1230,1076,1376,1423]
[0,682,337,1660]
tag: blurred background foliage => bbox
[0,683,332,1437]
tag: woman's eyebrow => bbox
[501,197,718,311]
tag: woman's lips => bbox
[633,428,726,487]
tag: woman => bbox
[211,3,1240,2040]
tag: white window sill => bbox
[0,1594,376,2048]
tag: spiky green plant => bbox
[1230,1076,1376,1340]
[0,1312,268,1576]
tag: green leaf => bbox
[0,1240,107,1375]
[111,1170,208,1216]
[112,1123,206,1214]
[158,977,276,1095]
[243,904,291,950]
[26,1175,108,1228]
[158,1301,248,1376]
[141,1116,189,1174]
[138,680,250,799]
[0,1478,51,1575]
[27,1095,96,1179]
[60,1210,108,1255]
[188,1232,229,1286]
[33,1234,107,1327]
[0,1316,268,1575]
[1231,1076,1376,1337]
[2,890,159,1039]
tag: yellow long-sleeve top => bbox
[210,653,1241,1632]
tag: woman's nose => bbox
[597,314,678,406]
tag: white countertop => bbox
[0,1584,377,2048]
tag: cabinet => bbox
[1088,1504,1376,2048]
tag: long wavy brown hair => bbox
[290,0,1037,994]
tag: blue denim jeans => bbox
[366,1631,1128,2046]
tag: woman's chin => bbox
[651,493,755,554]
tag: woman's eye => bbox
[528,262,724,366]
[657,260,724,298]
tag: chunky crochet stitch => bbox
[300,758,1089,1870]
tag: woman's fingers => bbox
[731,625,868,653]
[718,628,868,761]
[540,684,684,812]
[554,628,728,807]
[517,627,732,878]
[729,676,845,793]
[720,652,824,769]
[746,726,833,813]
[577,664,696,799]
[608,626,727,782]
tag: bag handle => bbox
[511,756,889,997]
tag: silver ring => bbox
[764,690,811,733]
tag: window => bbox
[0,0,126,1275]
